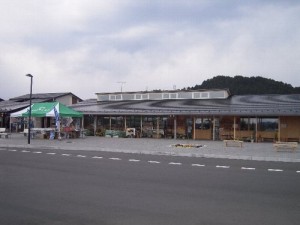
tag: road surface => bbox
[1,147,299,225]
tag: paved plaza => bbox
[1,133,300,162]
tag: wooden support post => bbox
[255,117,258,142]
[174,116,177,140]
[212,117,215,141]
[140,116,143,137]
[93,115,97,136]
[193,116,196,140]
[278,116,281,142]
[233,116,236,140]
[109,116,112,130]
[156,117,159,138]
[124,116,127,130]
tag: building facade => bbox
[71,90,300,142]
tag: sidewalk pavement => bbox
[1,134,300,162]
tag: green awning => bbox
[12,102,82,118]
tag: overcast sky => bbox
[1,0,299,100]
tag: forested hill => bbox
[187,76,300,95]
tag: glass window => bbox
[193,92,201,99]
[201,92,209,98]
[239,117,278,131]
[240,118,256,131]
[109,95,116,100]
[195,118,211,129]
[170,93,177,99]
[258,118,278,131]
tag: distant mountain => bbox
[186,75,300,95]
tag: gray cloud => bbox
[0,0,299,100]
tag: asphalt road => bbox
[1,147,300,225]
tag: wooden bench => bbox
[224,140,243,148]
[0,128,11,138]
[273,142,298,152]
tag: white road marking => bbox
[10,149,296,174]
[92,156,103,159]
[129,159,140,162]
[148,161,160,164]
[21,150,30,153]
[268,169,283,172]
[192,164,205,167]
[216,165,230,169]
[169,162,182,165]
[241,167,256,170]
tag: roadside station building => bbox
[71,89,300,142]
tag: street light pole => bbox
[26,74,33,144]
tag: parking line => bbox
[216,165,230,169]
[191,164,205,167]
[77,155,86,158]
[21,150,30,153]
[92,156,103,159]
[268,169,283,172]
[241,167,256,170]
[148,161,160,164]
[169,162,182,165]
[47,152,56,155]
[109,157,121,160]
[129,159,140,162]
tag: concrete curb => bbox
[1,143,299,163]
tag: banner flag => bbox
[53,105,61,139]
[54,106,60,123]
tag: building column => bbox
[213,117,216,141]
[109,116,112,130]
[81,116,84,129]
[140,116,143,137]
[234,116,237,140]
[124,116,127,130]
[278,116,281,142]
[174,116,177,140]
[156,117,160,138]
[255,117,258,142]
[193,116,196,140]
[93,115,97,136]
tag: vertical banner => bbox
[53,105,61,139]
